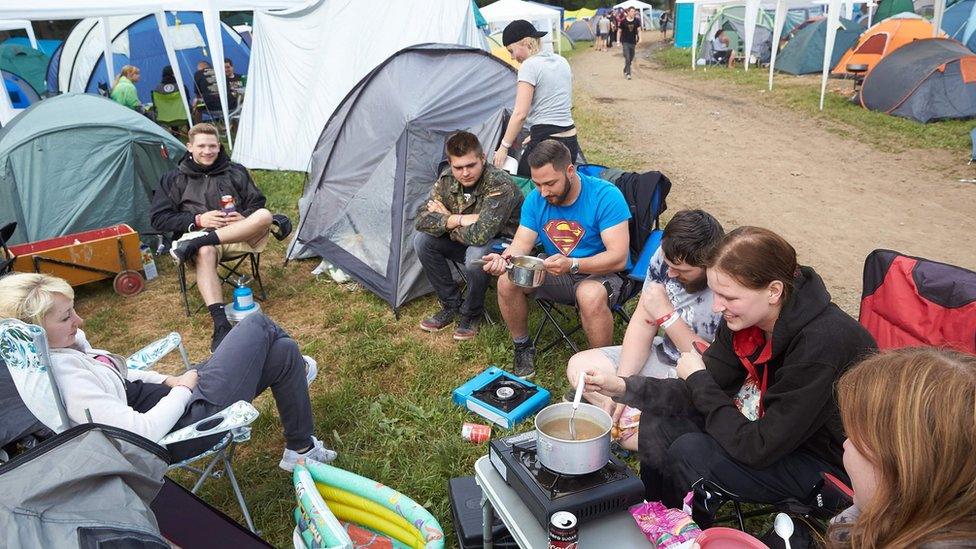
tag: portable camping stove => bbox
[452,366,550,428]
[488,431,645,528]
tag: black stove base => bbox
[448,476,514,548]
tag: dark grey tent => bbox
[566,19,597,42]
[0,94,185,244]
[776,17,862,75]
[861,38,976,122]
[290,44,516,312]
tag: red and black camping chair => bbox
[859,249,976,353]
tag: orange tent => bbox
[832,15,946,76]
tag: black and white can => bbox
[548,511,579,548]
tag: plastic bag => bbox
[629,501,701,548]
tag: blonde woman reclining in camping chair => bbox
[0,272,337,471]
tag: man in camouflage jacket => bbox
[414,131,523,340]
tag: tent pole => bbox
[100,17,115,90]
[768,0,786,90]
[743,0,760,70]
[691,1,699,70]
[155,11,194,125]
[819,0,841,110]
[202,8,233,149]
[931,0,945,38]
[556,17,562,55]
[25,21,38,49]
[867,1,874,27]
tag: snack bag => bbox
[629,501,702,548]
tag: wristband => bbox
[661,311,681,330]
[195,214,202,228]
[654,310,675,327]
[500,140,512,149]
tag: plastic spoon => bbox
[774,513,794,549]
[569,371,585,440]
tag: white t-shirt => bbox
[643,248,722,362]
[517,51,574,128]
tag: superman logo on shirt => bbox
[543,220,585,256]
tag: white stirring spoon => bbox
[569,371,586,440]
[774,513,794,549]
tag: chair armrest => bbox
[126,332,190,371]
[158,400,258,447]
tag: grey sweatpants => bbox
[168,313,314,461]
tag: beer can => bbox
[220,194,236,213]
[548,511,579,549]
[461,422,491,443]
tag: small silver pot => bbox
[507,255,546,289]
[534,402,612,475]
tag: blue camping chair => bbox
[0,319,260,531]
[532,165,671,354]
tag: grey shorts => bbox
[533,272,624,307]
[599,343,677,379]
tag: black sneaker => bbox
[210,323,232,352]
[513,344,536,379]
[419,307,457,332]
[453,315,480,341]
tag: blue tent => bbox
[3,70,40,109]
[84,12,249,104]
[942,0,976,52]
[2,38,62,58]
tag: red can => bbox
[220,194,236,213]
[548,511,579,549]
[461,422,491,443]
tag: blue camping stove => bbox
[452,367,550,428]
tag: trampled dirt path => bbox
[570,37,976,314]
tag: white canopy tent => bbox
[0,20,38,48]
[231,0,486,171]
[481,0,563,54]
[0,0,303,136]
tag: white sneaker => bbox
[302,355,317,385]
[168,231,209,264]
[279,436,337,472]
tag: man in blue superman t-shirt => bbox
[482,140,631,378]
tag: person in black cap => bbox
[491,20,582,177]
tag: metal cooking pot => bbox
[534,402,612,475]
[506,255,546,289]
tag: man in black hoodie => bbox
[150,123,271,350]
[582,227,876,524]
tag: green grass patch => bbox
[654,46,972,154]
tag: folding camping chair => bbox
[178,251,267,316]
[0,319,261,531]
[532,166,671,355]
[151,90,190,138]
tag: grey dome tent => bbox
[860,38,976,122]
[566,19,597,41]
[0,94,185,244]
[776,17,862,75]
[290,44,516,313]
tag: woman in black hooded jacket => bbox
[582,226,877,521]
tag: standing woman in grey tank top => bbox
[492,20,582,177]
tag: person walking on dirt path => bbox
[618,7,642,80]
[596,15,610,51]
[659,10,672,39]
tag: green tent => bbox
[699,5,776,63]
[874,0,915,21]
[0,94,185,245]
[0,44,49,95]
[776,17,862,75]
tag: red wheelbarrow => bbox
[8,224,148,296]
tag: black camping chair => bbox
[692,471,854,542]
[0,222,17,276]
[532,167,671,354]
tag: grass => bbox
[654,46,973,154]
[67,96,645,547]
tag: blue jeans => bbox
[622,42,636,75]
[413,232,497,318]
